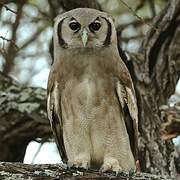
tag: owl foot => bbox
[68,156,90,170]
[100,157,122,175]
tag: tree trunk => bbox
[127,0,180,176]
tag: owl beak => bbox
[81,29,88,47]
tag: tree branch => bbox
[0,36,19,49]
[2,2,25,74]
[0,162,173,180]
[0,2,17,14]
[0,72,51,162]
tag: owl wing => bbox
[47,66,67,163]
[116,69,138,160]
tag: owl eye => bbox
[69,22,81,31]
[89,22,101,32]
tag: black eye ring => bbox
[89,22,101,32]
[69,22,81,32]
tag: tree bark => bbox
[58,0,100,11]
[126,0,180,176]
[0,0,179,178]
[0,162,174,180]
[0,72,51,162]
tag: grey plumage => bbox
[47,8,138,172]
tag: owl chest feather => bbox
[62,53,114,104]
[58,50,130,165]
[60,50,119,126]
[61,75,129,165]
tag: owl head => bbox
[53,8,117,51]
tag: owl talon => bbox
[68,158,90,170]
[100,163,111,172]
[81,161,89,170]
[100,157,122,174]
[67,162,73,169]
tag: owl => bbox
[47,8,138,173]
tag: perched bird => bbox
[47,8,138,173]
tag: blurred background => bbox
[0,0,179,164]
